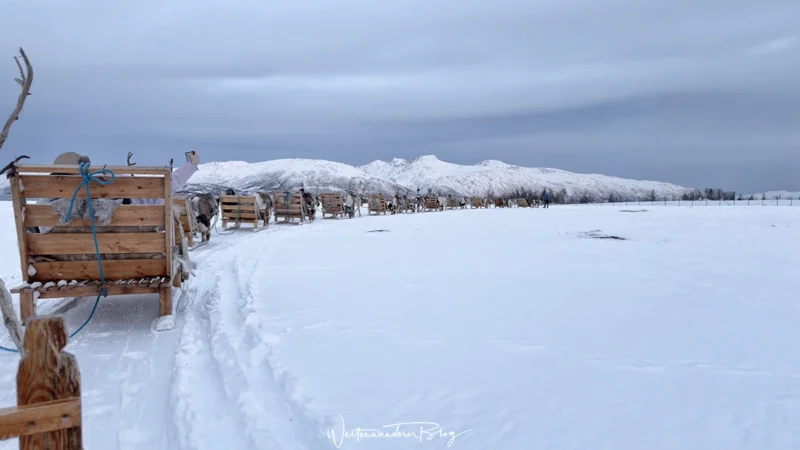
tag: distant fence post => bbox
[0,316,82,449]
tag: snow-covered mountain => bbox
[182,155,693,202]
[0,155,695,201]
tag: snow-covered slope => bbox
[183,158,404,197]
[183,155,693,202]
[360,155,690,200]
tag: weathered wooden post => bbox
[0,316,82,449]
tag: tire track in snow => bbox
[170,228,327,450]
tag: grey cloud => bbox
[0,0,798,193]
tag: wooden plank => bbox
[20,290,34,323]
[15,164,168,175]
[0,398,81,440]
[221,206,258,213]
[19,175,166,200]
[10,173,31,283]
[222,213,259,220]
[24,205,165,228]
[17,316,82,449]
[27,233,166,255]
[163,171,174,286]
[30,259,167,282]
[219,195,256,204]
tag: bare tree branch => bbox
[0,47,34,152]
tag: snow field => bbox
[0,203,798,449]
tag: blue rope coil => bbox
[1,162,115,353]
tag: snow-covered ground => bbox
[1,202,799,449]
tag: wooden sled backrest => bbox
[219,195,259,221]
[368,195,386,210]
[424,197,438,209]
[10,164,173,284]
[446,198,457,207]
[494,198,505,207]
[272,191,304,216]
[320,193,343,213]
[516,198,529,207]
[470,197,483,207]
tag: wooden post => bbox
[0,316,82,449]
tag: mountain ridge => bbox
[0,154,697,201]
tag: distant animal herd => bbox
[181,189,544,245]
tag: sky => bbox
[0,0,798,193]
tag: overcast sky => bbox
[1,0,798,193]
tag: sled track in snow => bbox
[169,227,328,450]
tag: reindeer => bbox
[190,193,218,243]
[344,193,361,218]
[254,191,274,223]
[299,188,316,221]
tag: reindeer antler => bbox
[0,48,33,152]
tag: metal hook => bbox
[127,152,136,166]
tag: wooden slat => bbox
[220,195,256,204]
[10,173,31,283]
[221,207,258,213]
[222,213,259,219]
[15,164,168,175]
[27,233,166,255]
[24,205,165,228]
[30,259,167,282]
[163,171,174,286]
[19,175,166,199]
[0,398,81,440]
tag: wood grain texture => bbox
[31,259,167,282]
[16,316,82,449]
[0,398,81,440]
[19,175,166,200]
[27,233,166,255]
[10,173,30,283]
[24,205,165,228]
[15,164,168,175]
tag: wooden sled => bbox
[494,198,507,208]
[220,195,266,231]
[8,164,181,323]
[423,196,439,212]
[516,198,530,208]
[368,195,387,215]
[445,197,458,210]
[320,193,345,219]
[470,197,486,208]
[272,191,305,224]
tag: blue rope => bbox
[1,162,115,353]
